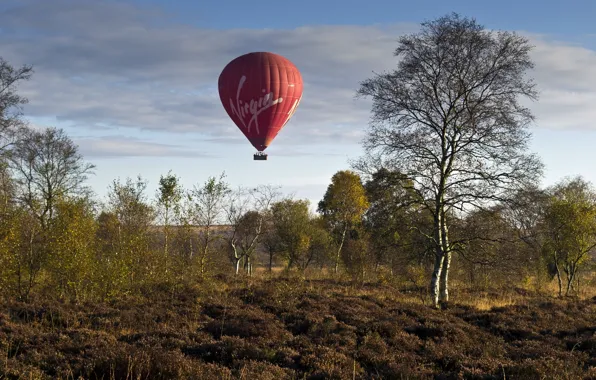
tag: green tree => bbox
[47,196,98,301]
[95,210,125,298]
[174,192,198,262]
[9,127,95,230]
[271,199,313,271]
[456,206,525,289]
[318,170,369,274]
[304,216,333,272]
[105,176,155,290]
[156,170,183,260]
[363,168,427,273]
[542,176,596,296]
[0,206,42,301]
[355,13,542,307]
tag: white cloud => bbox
[74,135,213,158]
[0,0,594,154]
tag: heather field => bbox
[1,277,595,380]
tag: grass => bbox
[0,276,595,379]
[458,294,518,311]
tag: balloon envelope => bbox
[218,52,303,152]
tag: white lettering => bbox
[229,75,283,134]
[280,96,301,128]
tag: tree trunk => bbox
[200,228,210,276]
[164,208,169,258]
[269,249,273,273]
[565,263,575,297]
[566,274,573,296]
[554,255,562,297]
[430,252,444,308]
[439,220,451,305]
[335,226,347,274]
[235,257,241,275]
[231,241,240,276]
[163,221,169,275]
[164,229,169,256]
[430,210,446,308]
[188,233,194,259]
[439,251,451,304]
[244,255,252,277]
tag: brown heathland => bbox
[1,277,595,379]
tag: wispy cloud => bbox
[1,0,595,155]
[75,135,213,158]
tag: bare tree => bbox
[0,160,15,214]
[501,185,551,286]
[225,187,252,275]
[9,127,95,230]
[502,185,549,251]
[0,57,33,153]
[225,185,282,275]
[355,13,543,308]
[190,172,231,277]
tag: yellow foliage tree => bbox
[543,176,596,296]
[47,196,97,301]
[318,170,369,274]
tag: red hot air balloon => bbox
[218,52,303,160]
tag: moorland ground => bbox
[1,275,595,380]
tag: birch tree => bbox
[225,185,281,275]
[355,13,543,307]
[190,172,231,277]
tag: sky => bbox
[1,0,595,210]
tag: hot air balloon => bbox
[218,52,303,160]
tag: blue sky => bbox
[130,0,595,33]
[1,0,595,210]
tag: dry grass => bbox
[457,293,519,311]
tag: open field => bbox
[1,277,595,379]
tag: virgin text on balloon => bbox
[229,75,283,134]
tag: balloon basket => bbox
[254,152,268,160]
